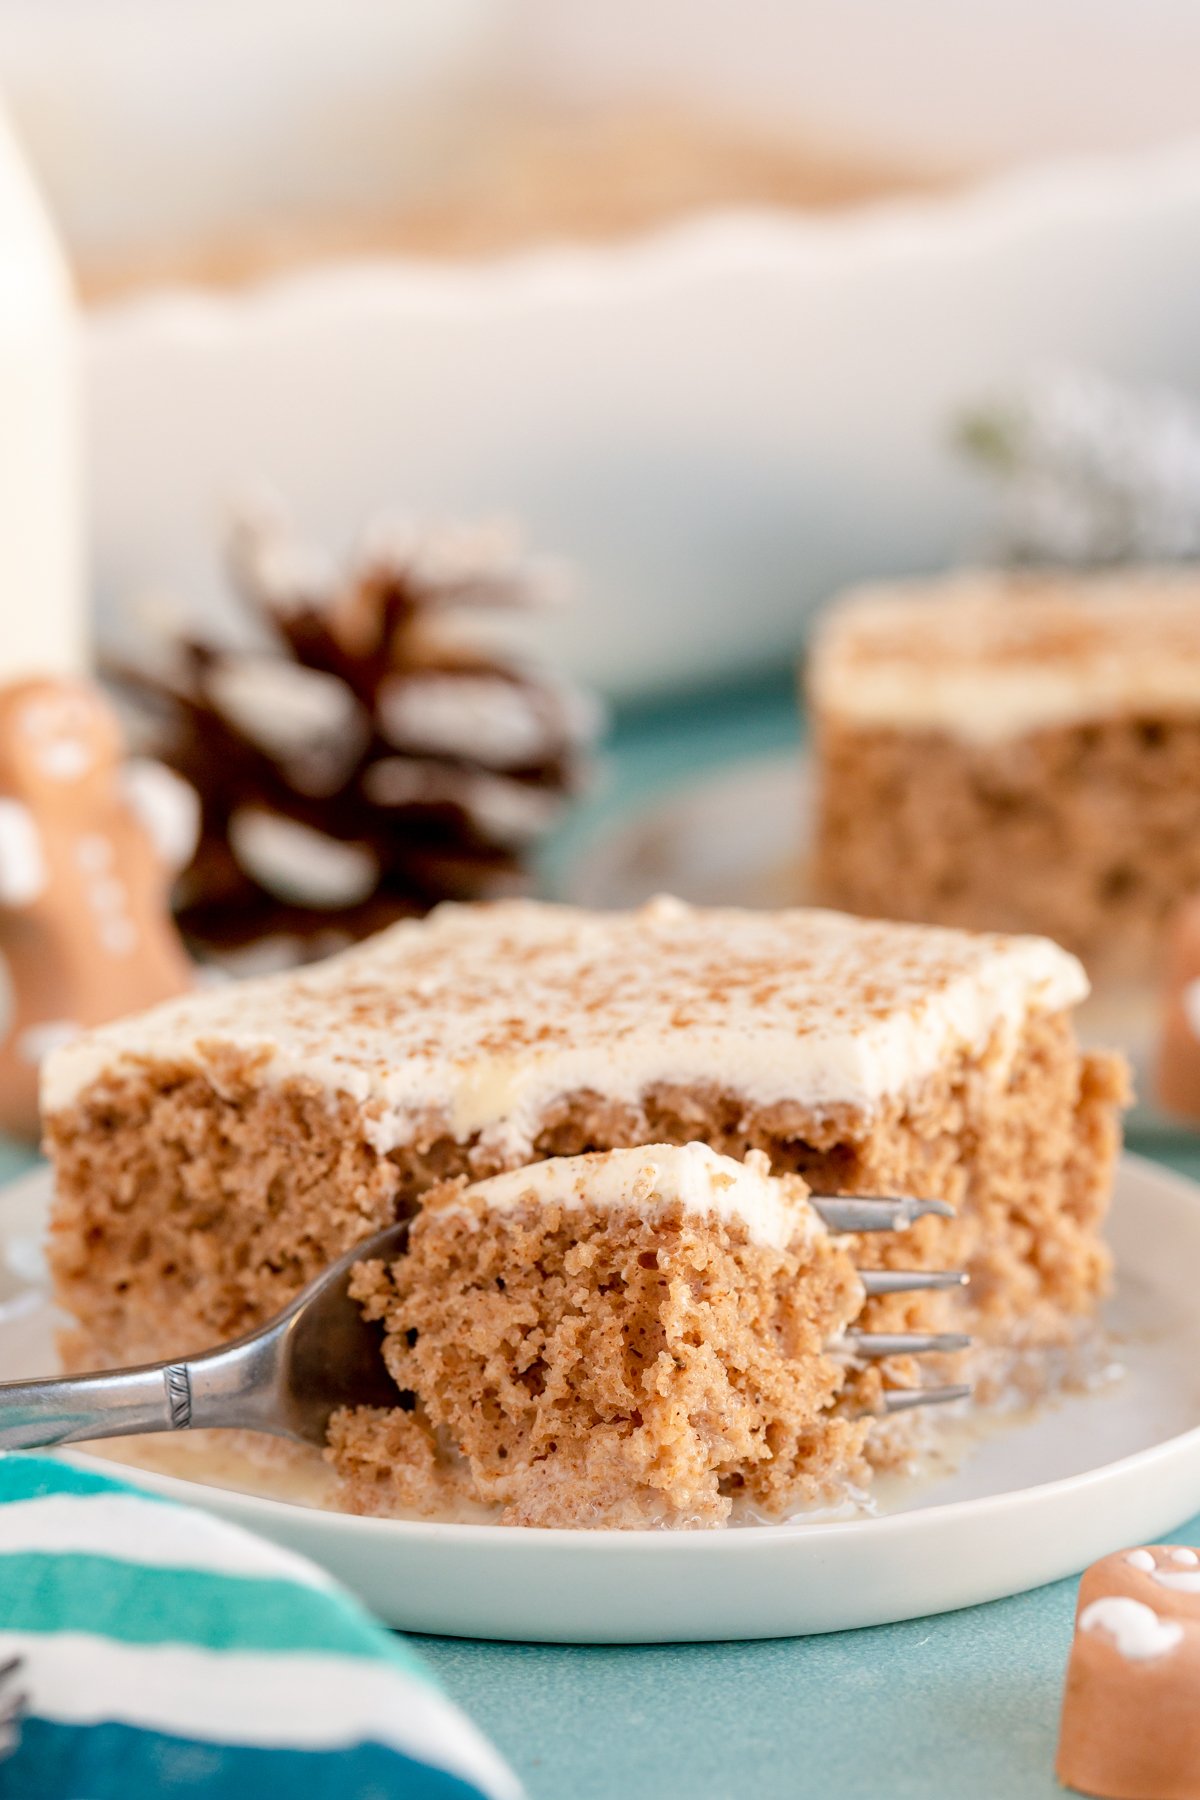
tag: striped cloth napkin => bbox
[0,1454,521,1800]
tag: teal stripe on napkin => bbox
[0,1458,170,1505]
[0,1556,382,1656]
[0,1455,521,1800]
[7,1718,497,1800]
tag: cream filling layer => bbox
[811,574,1200,743]
[817,660,1200,743]
[40,899,1089,1154]
[435,1143,816,1252]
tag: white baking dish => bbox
[84,138,1200,698]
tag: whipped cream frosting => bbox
[810,568,1200,743]
[42,897,1088,1154]
[435,1143,815,1251]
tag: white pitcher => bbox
[0,99,82,682]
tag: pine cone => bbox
[115,505,600,964]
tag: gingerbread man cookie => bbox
[0,678,198,1138]
[1057,1544,1200,1798]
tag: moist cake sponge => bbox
[329,1144,869,1528]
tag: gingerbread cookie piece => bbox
[1057,1544,1200,1798]
[1157,895,1200,1122]
[0,678,197,1139]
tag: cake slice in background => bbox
[809,569,1200,982]
[42,897,1127,1525]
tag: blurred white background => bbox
[7,0,1200,266]
[6,0,1200,695]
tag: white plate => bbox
[4,1155,1200,1642]
[565,751,809,914]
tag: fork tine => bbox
[810,1199,974,1417]
[844,1329,971,1358]
[858,1269,969,1297]
[880,1384,972,1414]
[811,1196,955,1234]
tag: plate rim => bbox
[7,1150,1195,1552]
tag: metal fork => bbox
[0,1197,970,1452]
[813,1194,972,1414]
[0,1224,409,1453]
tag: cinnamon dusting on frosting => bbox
[812,568,1200,741]
[42,897,1087,1152]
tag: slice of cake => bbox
[328,1143,868,1528]
[809,568,1200,979]
[42,897,1127,1523]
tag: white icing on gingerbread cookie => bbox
[1152,1568,1200,1594]
[74,833,113,876]
[19,692,100,783]
[1080,1596,1184,1661]
[1121,1544,1200,1592]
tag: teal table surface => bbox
[8,671,1200,1800]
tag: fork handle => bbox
[0,1362,193,1450]
[0,1321,293,1450]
